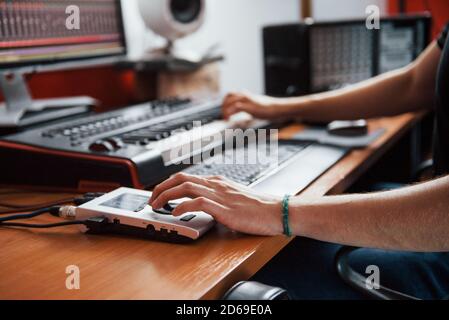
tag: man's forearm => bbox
[275,42,440,122]
[289,68,419,122]
[289,175,449,252]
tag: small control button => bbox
[180,214,196,222]
[153,203,178,215]
[89,140,115,153]
[105,137,125,150]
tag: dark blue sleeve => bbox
[438,23,449,49]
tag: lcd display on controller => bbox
[101,193,150,212]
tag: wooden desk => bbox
[0,113,422,300]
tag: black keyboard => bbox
[40,97,199,146]
[0,96,268,191]
[117,107,222,147]
[184,142,310,186]
[0,94,348,194]
[4,96,224,153]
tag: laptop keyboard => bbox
[183,142,310,186]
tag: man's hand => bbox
[222,92,285,120]
[149,173,283,236]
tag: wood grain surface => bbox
[0,113,422,300]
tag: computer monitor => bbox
[0,0,127,128]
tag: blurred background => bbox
[5,0,448,109]
[123,0,387,94]
[123,0,449,94]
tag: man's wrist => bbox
[264,200,285,236]
[274,97,310,119]
[267,198,292,236]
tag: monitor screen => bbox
[308,17,429,92]
[0,0,126,69]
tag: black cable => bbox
[0,201,71,215]
[0,221,85,229]
[0,208,41,215]
[0,198,73,210]
[0,206,85,230]
[0,205,82,230]
[0,207,60,223]
[0,193,105,215]
[0,193,107,228]
[0,193,107,231]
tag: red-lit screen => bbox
[0,0,126,67]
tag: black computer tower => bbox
[263,14,432,97]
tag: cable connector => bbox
[56,206,78,220]
[0,206,85,230]
[49,206,62,216]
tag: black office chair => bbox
[334,156,449,300]
[412,158,434,181]
[222,281,290,300]
[335,246,421,300]
[335,246,449,300]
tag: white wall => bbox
[121,0,388,95]
[121,0,300,94]
[312,0,387,21]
